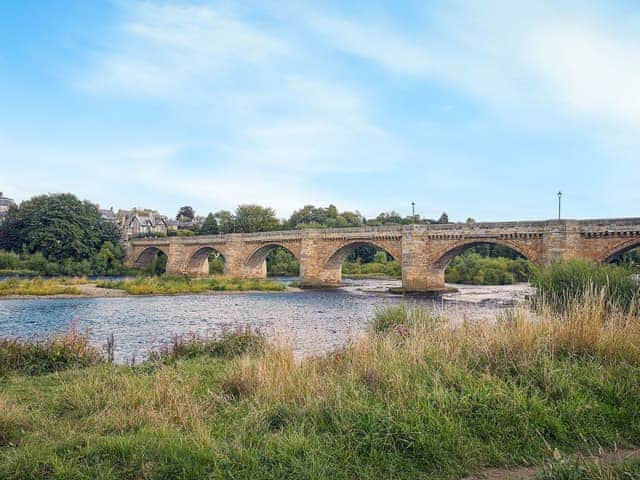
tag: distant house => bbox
[125,214,168,239]
[99,207,117,222]
[0,192,16,223]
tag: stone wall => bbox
[126,218,640,292]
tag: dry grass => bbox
[0,277,82,296]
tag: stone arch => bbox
[187,246,226,276]
[133,246,168,270]
[324,240,400,269]
[245,243,300,270]
[430,239,533,272]
[601,238,640,263]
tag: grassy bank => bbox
[96,275,286,294]
[1,290,640,478]
[342,259,402,278]
[532,259,640,314]
[0,277,83,296]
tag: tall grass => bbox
[95,275,286,294]
[532,260,640,314]
[0,326,103,376]
[1,296,640,478]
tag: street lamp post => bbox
[411,201,415,223]
[557,191,562,222]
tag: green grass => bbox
[95,275,286,294]
[532,259,640,314]
[0,277,82,296]
[342,259,402,278]
[1,294,640,479]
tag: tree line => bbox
[183,204,453,235]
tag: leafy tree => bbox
[199,213,219,235]
[437,212,450,224]
[91,241,125,275]
[177,206,195,222]
[214,210,236,234]
[0,193,120,262]
[234,205,281,233]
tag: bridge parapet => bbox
[125,217,640,291]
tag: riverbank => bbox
[1,297,639,479]
[0,276,295,299]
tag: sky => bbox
[1,0,639,222]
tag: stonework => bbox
[126,218,640,292]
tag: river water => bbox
[0,279,532,363]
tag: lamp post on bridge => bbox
[411,201,415,224]
[557,191,562,222]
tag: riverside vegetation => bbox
[95,276,286,295]
[0,261,639,478]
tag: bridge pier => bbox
[125,219,640,293]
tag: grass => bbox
[342,259,402,278]
[0,326,103,376]
[95,275,286,294]
[532,259,640,314]
[0,277,82,296]
[1,290,640,478]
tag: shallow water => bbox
[0,278,532,363]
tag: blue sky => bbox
[1,0,639,221]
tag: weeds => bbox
[95,276,286,294]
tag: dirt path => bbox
[462,447,640,480]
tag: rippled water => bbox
[0,279,531,363]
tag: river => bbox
[0,278,532,363]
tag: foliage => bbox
[176,206,195,222]
[445,252,534,285]
[208,252,225,275]
[214,205,281,233]
[145,253,168,275]
[177,229,195,237]
[287,204,363,229]
[531,260,640,314]
[0,326,102,376]
[95,276,286,294]
[436,211,450,224]
[0,193,120,262]
[266,247,299,276]
[342,259,401,278]
[198,213,219,235]
[0,278,82,296]
[2,300,640,478]
[148,329,265,363]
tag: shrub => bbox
[0,326,103,376]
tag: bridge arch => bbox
[325,240,400,269]
[430,239,534,272]
[133,246,169,272]
[245,243,300,270]
[602,238,640,263]
[187,246,226,276]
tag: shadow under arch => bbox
[188,246,225,276]
[603,239,640,264]
[134,246,169,270]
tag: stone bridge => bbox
[125,218,640,292]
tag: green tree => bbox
[234,205,280,233]
[177,206,195,222]
[214,210,236,234]
[92,241,125,275]
[0,193,120,262]
[199,213,219,235]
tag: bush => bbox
[0,327,103,376]
[445,252,534,285]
